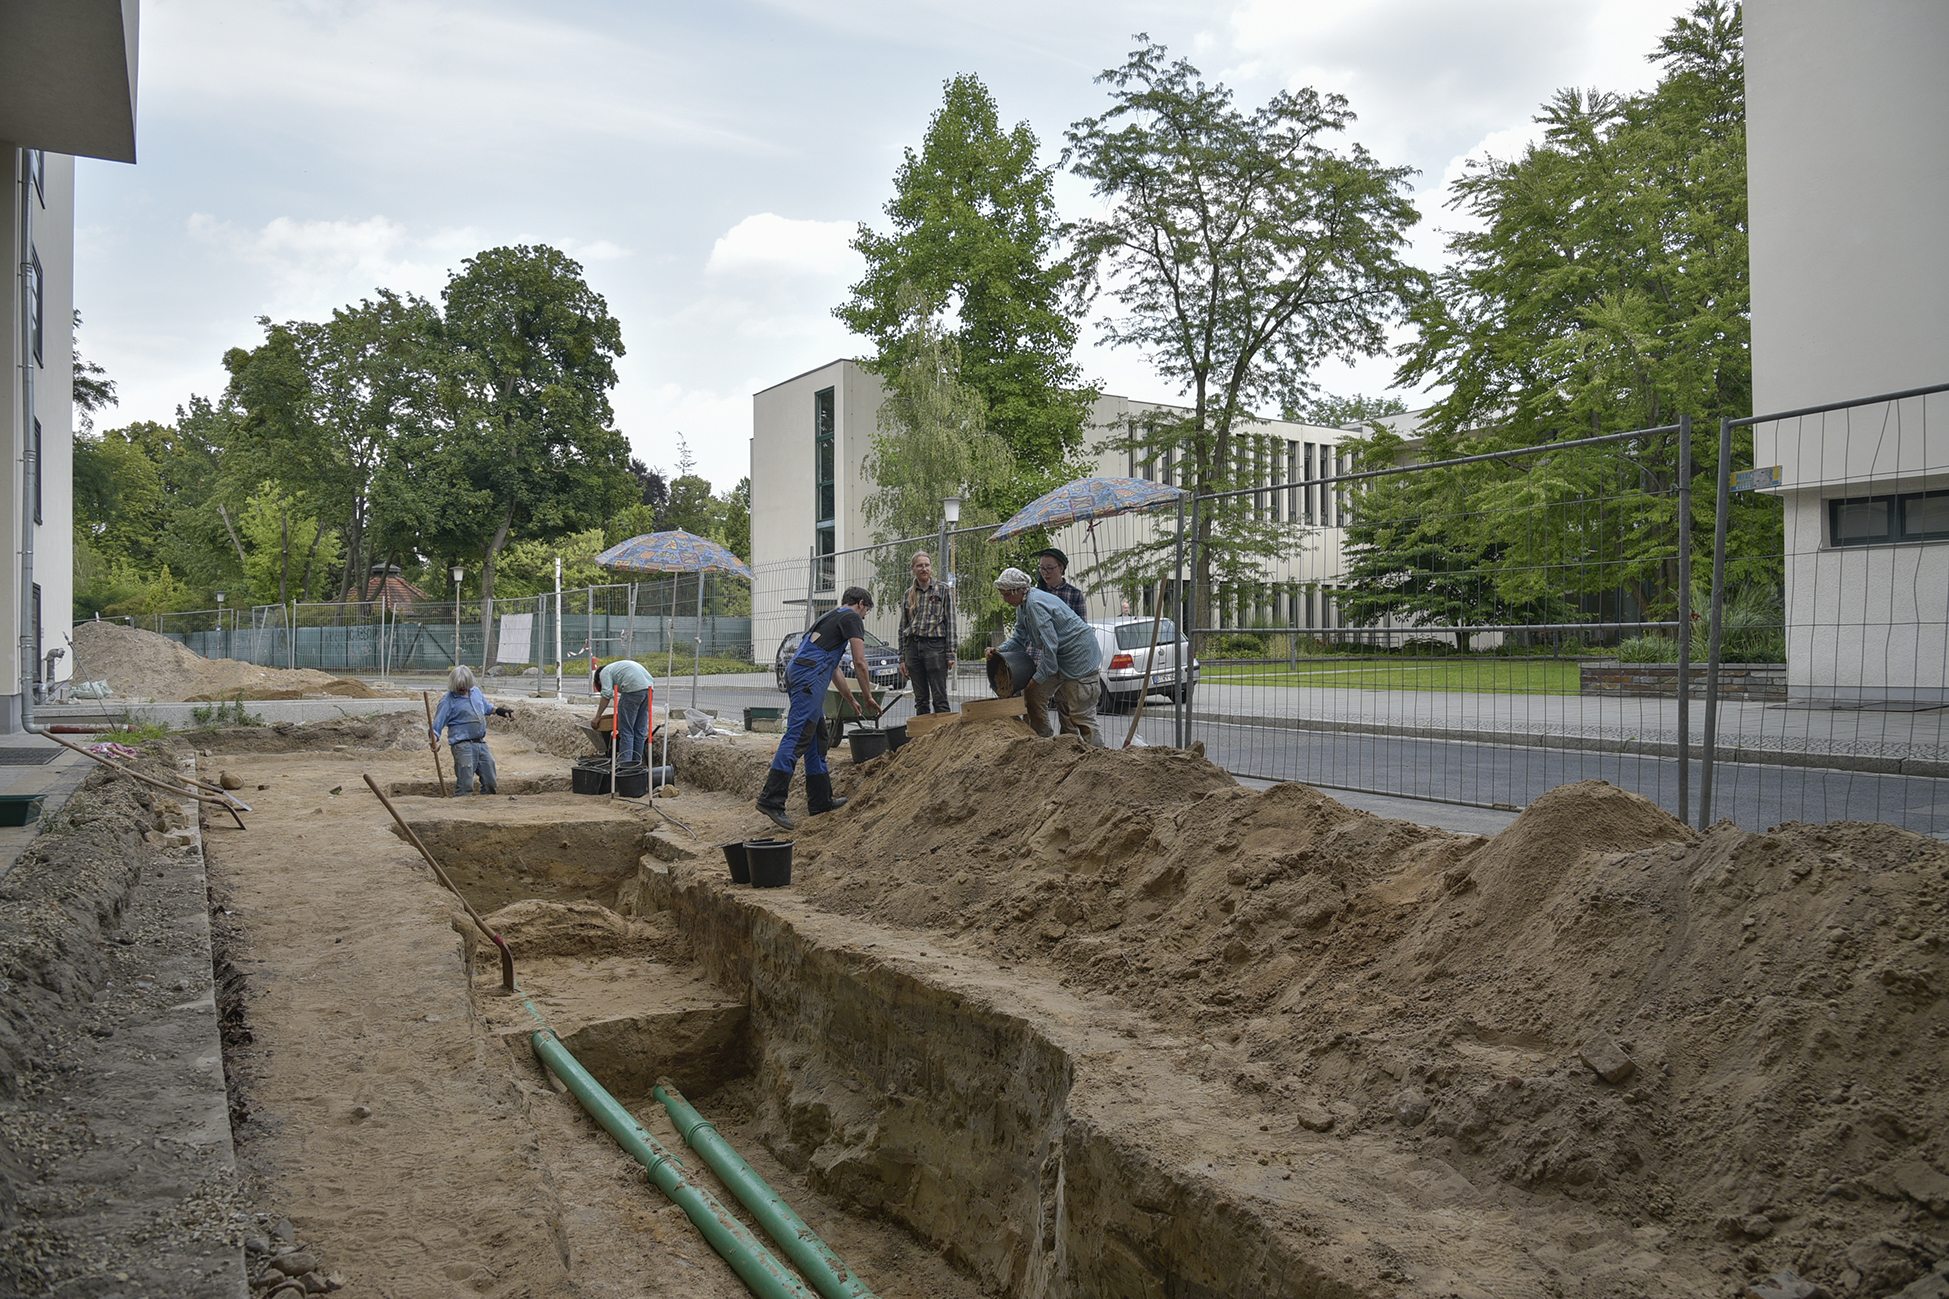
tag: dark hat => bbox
[1032,547,1068,569]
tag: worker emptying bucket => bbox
[757,586,882,830]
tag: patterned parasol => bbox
[989,476,1186,541]
[594,530,753,579]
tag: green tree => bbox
[1065,37,1423,629]
[838,73,1093,506]
[424,245,636,652]
[862,308,1013,552]
[71,311,117,433]
[1395,0,1765,614]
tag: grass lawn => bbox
[1201,658,1585,695]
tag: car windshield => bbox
[1114,619,1178,650]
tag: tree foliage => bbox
[1377,0,1771,624]
[1064,37,1423,623]
[838,73,1093,508]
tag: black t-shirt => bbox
[804,606,866,654]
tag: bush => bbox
[1208,632,1269,659]
[1617,635,1681,663]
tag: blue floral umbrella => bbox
[989,476,1185,541]
[594,530,752,717]
[595,529,753,579]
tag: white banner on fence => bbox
[496,613,533,665]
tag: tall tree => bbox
[1065,38,1423,628]
[430,245,635,652]
[1394,0,1763,614]
[837,73,1093,507]
[71,311,117,433]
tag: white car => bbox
[1089,616,1199,712]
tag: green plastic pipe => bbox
[529,1031,817,1299]
[653,1079,881,1299]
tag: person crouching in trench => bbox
[428,666,513,795]
[757,586,882,830]
[988,565,1104,745]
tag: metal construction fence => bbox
[778,384,1947,838]
[84,571,755,684]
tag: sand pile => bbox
[794,722,1949,1295]
[189,710,429,754]
[72,621,381,702]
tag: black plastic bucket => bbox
[571,758,609,795]
[744,838,793,888]
[987,645,1035,698]
[721,841,751,884]
[613,762,649,798]
[848,729,891,763]
[884,723,908,751]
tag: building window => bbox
[28,251,43,367]
[1828,489,1949,546]
[26,149,45,205]
[814,387,836,591]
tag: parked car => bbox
[771,629,904,693]
[1089,616,1199,712]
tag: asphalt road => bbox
[600,679,1947,840]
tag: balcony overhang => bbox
[0,0,140,163]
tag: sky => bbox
[76,0,1696,493]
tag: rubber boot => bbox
[756,768,796,830]
[807,772,847,815]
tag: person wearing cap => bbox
[1032,548,1088,619]
[988,566,1103,745]
[590,656,655,767]
[428,665,514,796]
[758,585,882,829]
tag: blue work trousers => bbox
[450,739,498,796]
[770,658,832,778]
[613,688,650,765]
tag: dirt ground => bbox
[71,621,384,702]
[6,700,1945,1297]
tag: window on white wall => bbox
[1828,490,1949,546]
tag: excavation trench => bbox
[422,807,1551,1299]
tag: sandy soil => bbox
[72,621,383,702]
[198,724,984,1299]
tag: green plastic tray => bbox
[0,793,47,826]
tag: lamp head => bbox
[941,496,962,526]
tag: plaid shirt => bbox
[900,581,952,648]
[1038,579,1087,619]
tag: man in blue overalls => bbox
[758,586,881,830]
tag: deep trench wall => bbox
[639,863,1331,1299]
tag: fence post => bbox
[1173,492,1188,748]
[1697,416,1734,830]
[1676,414,1692,826]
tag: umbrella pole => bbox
[692,571,703,713]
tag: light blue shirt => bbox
[429,687,491,743]
[998,588,1101,684]
[597,658,654,695]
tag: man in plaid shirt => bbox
[898,551,955,714]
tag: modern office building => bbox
[2,1,141,729]
[1747,0,1948,702]
[747,357,1361,655]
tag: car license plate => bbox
[1151,673,1165,686]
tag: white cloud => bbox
[705,214,862,279]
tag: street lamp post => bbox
[451,566,465,669]
[940,496,961,699]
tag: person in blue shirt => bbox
[757,586,881,830]
[428,666,513,796]
[987,565,1103,745]
[590,657,654,767]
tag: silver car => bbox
[1089,616,1199,712]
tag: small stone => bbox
[1891,1275,1949,1299]
[1393,1088,1430,1126]
[303,1273,330,1294]
[219,771,244,790]
[1741,1214,1775,1239]
[1744,1268,1822,1299]
[243,1232,272,1255]
[1886,1159,1949,1215]
[271,1219,296,1243]
[272,1253,318,1276]
[1578,1038,1637,1085]
[1294,1101,1335,1133]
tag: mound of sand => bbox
[793,722,1949,1294]
[72,620,382,702]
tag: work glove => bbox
[493,706,515,719]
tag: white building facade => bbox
[2,1,141,729]
[1747,0,1949,703]
[747,358,1361,655]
